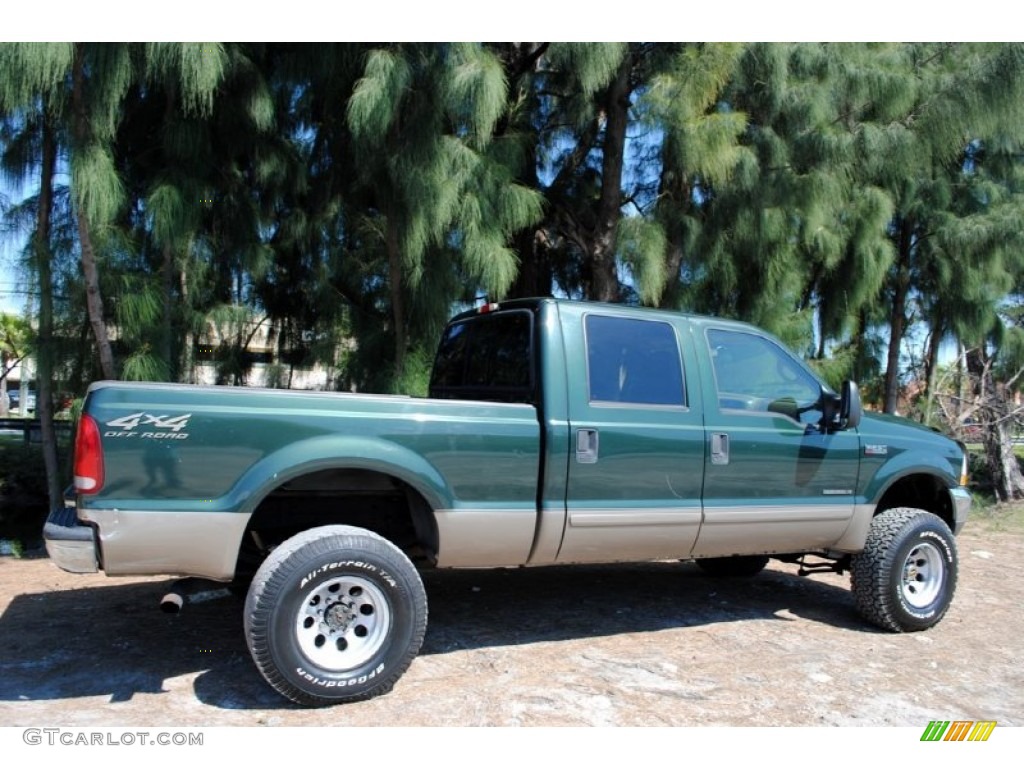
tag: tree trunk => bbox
[508,144,548,299]
[509,227,552,299]
[922,315,944,426]
[967,348,1024,501]
[883,222,912,414]
[0,383,7,418]
[0,356,8,418]
[162,243,174,380]
[72,46,116,380]
[386,217,406,381]
[36,108,63,512]
[984,412,1024,502]
[179,266,195,384]
[587,57,631,303]
[76,215,115,379]
[505,50,549,301]
[655,133,692,311]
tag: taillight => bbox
[74,414,104,494]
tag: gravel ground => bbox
[0,517,1021,728]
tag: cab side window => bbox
[585,315,685,407]
[706,328,822,425]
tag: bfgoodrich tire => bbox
[850,508,958,632]
[244,525,427,706]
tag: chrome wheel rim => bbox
[295,575,391,671]
[900,541,944,609]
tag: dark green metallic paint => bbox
[84,383,540,515]
[74,298,969,574]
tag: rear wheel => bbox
[245,525,427,706]
[696,555,770,578]
[850,508,957,632]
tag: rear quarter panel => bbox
[80,382,541,576]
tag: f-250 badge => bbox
[104,412,191,440]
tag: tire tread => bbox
[850,507,956,633]
[244,525,427,707]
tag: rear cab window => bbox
[429,310,535,403]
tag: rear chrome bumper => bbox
[43,505,99,573]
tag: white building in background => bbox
[188,317,343,391]
[1,355,35,415]
[3,318,346,413]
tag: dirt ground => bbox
[0,517,1021,728]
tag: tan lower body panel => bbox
[692,504,853,558]
[434,508,537,567]
[556,507,702,564]
[79,508,249,580]
[830,503,877,553]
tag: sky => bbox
[0,181,30,315]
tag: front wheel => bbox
[850,508,957,632]
[244,525,427,706]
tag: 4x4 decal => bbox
[104,412,191,439]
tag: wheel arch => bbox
[225,436,450,579]
[874,471,955,531]
[833,470,956,554]
[234,435,454,516]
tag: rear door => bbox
[557,306,705,563]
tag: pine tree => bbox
[0,43,72,510]
[865,44,1024,414]
[346,43,541,382]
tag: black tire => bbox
[850,508,957,632]
[696,555,770,578]
[244,525,427,706]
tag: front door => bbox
[693,325,860,557]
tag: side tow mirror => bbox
[840,380,862,431]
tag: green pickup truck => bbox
[45,298,971,706]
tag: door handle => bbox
[710,432,730,465]
[576,428,599,464]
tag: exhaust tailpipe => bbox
[160,578,231,614]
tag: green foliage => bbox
[544,43,626,97]
[121,347,170,382]
[0,441,47,495]
[808,345,857,391]
[617,216,667,305]
[0,433,72,541]
[145,43,226,117]
[445,44,507,144]
[390,344,433,397]
[347,48,412,142]
[71,143,124,229]
[0,42,73,109]
[2,41,1024,447]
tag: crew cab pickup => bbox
[45,299,971,705]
